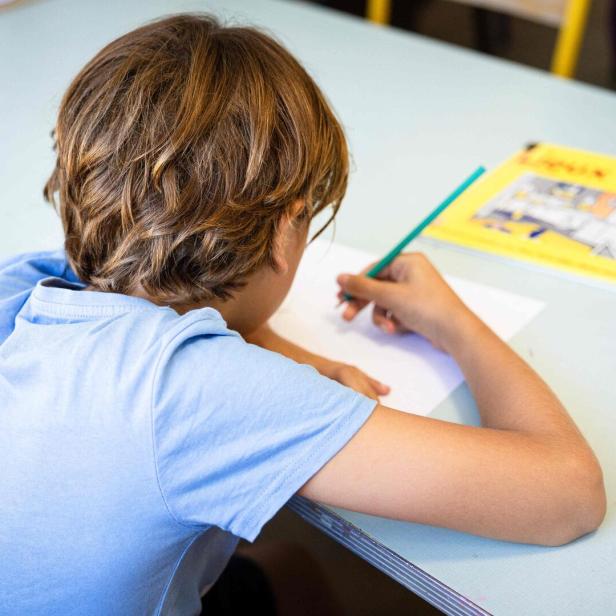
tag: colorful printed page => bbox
[269,240,544,416]
[425,143,616,284]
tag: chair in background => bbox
[366,0,592,79]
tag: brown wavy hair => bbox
[44,14,348,304]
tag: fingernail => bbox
[380,323,389,333]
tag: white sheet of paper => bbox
[269,240,545,415]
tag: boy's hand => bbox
[246,323,388,401]
[336,253,478,354]
[319,361,389,401]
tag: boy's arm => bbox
[298,254,606,546]
[246,324,389,401]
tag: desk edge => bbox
[287,496,491,616]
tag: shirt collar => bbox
[29,276,224,323]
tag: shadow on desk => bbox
[254,507,442,616]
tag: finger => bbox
[360,261,400,282]
[340,368,381,400]
[368,376,390,395]
[364,390,380,402]
[336,261,377,304]
[347,376,379,400]
[337,273,397,307]
[337,286,370,319]
[342,298,370,321]
[346,366,389,397]
[372,262,396,281]
[373,305,396,334]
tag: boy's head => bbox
[44,14,348,326]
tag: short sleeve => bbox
[0,250,79,343]
[152,320,376,541]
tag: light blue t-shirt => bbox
[0,250,375,615]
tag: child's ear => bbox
[272,214,294,275]
[272,200,307,274]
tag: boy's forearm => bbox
[446,312,583,440]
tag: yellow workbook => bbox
[425,143,616,284]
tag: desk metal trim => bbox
[288,496,491,616]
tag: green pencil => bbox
[343,165,486,302]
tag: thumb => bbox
[337,273,397,307]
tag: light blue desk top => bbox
[1,0,615,614]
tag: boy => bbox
[0,13,605,615]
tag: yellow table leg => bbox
[367,0,392,25]
[551,0,592,78]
